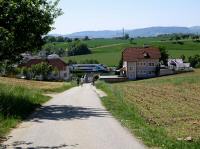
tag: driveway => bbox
[2,84,146,149]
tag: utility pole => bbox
[122,28,125,39]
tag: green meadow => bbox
[44,37,200,66]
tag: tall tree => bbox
[0,0,62,63]
[159,46,169,66]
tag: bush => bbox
[80,59,99,64]
[188,54,200,68]
[42,47,67,57]
[68,60,77,64]
[180,54,186,62]
[31,62,57,80]
[196,63,200,68]
[68,41,91,56]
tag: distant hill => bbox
[49,26,200,38]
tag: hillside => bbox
[49,26,200,38]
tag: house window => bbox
[64,73,67,77]
[149,63,155,66]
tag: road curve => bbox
[2,84,146,149]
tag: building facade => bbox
[122,47,161,80]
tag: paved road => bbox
[2,84,146,149]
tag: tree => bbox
[192,35,199,41]
[175,35,181,41]
[30,62,55,80]
[180,54,186,62]
[124,34,130,40]
[54,48,66,57]
[0,0,62,63]
[84,36,89,41]
[65,37,72,42]
[159,47,169,66]
[57,36,65,42]
[129,38,135,44]
[68,41,91,56]
[117,56,123,69]
[188,54,200,68]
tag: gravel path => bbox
[2,84,146,149]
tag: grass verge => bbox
[96,81,200,149]
[0,83,50,141]
[0,79,75,142]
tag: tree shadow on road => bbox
[29,105,110,123]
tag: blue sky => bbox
[50,0,200,34]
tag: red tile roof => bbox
[123,47,161,61]
[20,58,68,71]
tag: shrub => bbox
[180,54,186,62]
[30,62,55,80]
[159,46,169,66]
[80,59,99,64]
[68,41,91,56]
[188,54,200,68]
[20,62,58,80]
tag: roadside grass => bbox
[0,77,76,141]
[0,84,49,140]
[96,70,200,149]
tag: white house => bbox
[121,47,161,80]
[168,59,192,71]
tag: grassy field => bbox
[0,77,74,93]
[57,37,200,66]
[97,70,200,149]
[44,38,129,49]
[0,77,75,141]
[64,44,131,66]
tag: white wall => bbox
[126,59,159,79]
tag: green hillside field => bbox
[44,38,200,66]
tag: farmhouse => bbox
[20,55,70,80]
[121,47,161,80]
